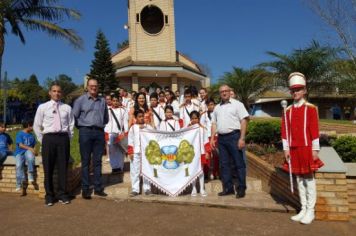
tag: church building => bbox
[112,0,210,92]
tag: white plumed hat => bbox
[288,72,306,89]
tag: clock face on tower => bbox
[140,5,164,35]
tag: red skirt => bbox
[282,146,324,175]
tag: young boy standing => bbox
[0,123,12,166]
[105,95,129,173]
[150,92,165,129]
[14,120,36,191]
[127,110,152,197]
[282,72,324,225]
[179,89,200,128]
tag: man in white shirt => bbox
[34,84,74,206]
[211,85,249,198]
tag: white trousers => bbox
[130,153,151,193]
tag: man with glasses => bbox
[73,78,109,199]
[210,85,249,198]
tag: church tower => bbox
[128,0,176,62]
[112,0,209,91]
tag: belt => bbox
[218,129,240,136]
[44,132,68,136]
[78,126,104,131]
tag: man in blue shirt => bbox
[0,122,13,166]
[14,120,36,191]
[73,78,109,199]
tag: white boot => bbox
[191,181,197,197]
[199,174,207,197]
[300,177,316,224]
[291,176,307,222]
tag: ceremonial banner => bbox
[140,125,202,197]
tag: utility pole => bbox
[3,71,7,123]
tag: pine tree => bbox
[88,30,117,94]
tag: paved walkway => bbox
[0,193,354,236]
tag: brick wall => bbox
[315,173,349,221]
[348,178,356,219]
[0,160,81,198]
[319,123,356,134]
[247,151,351,221]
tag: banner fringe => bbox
[142,170,203,197]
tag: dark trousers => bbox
[79,127,105,192]
[218,131,246,192]
[42,133,70,201]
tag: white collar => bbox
[293,98,305,108]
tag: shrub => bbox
[246,120,281,145]
[332,136,356,163]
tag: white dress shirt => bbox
[211,98,249,134]
[151,105,165,129]
[179,102,200,128]
[34,100,74,143]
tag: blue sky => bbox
[3,0,337,85]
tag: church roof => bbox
[111,46,207,77]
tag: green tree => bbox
[260,40,339,95]
[0,0,83,91]
[13,74,47,105]
[88,30,117,94]
[218,67,272,109]
[117,39,129,51]
[45,74,78,100]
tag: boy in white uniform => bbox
[127,110,152,196]
[179,89,200,128]
[149,92,165,129]
[105,95,128,173]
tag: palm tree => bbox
[0,0,83,89]
[259,40,339,95]
[219,67,273,109]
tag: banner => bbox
[140,125,202,197]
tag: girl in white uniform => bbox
[159,105,180,132]
[189,111,210,197]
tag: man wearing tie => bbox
[34,84,74,206]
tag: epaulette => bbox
[305,102,317,109]
[286,105,293,111]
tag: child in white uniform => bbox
[189,111,210,197]
[149,92,165,130]
[179,89,200,128]
[105,95,128,173]
[127,110,152,196]
[159,105,180,132]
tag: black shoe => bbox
[58,198,71,204]
[236,189,246,199]
[94,190,108,197]
[45,200,54,207]
[82,191,92,200]
[218,190,235,196]
[130,191,139,197]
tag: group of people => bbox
[0,72,324,224]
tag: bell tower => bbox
[127,0,176,62]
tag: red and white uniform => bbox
[281,99,324,175]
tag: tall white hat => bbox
[288,72,306,89]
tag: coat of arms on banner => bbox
[140,125,202,197]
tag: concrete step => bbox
[205,177,262,194]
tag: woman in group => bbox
[128,92,153,128]
[165,90,180,117]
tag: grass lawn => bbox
[7,128,81,167]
